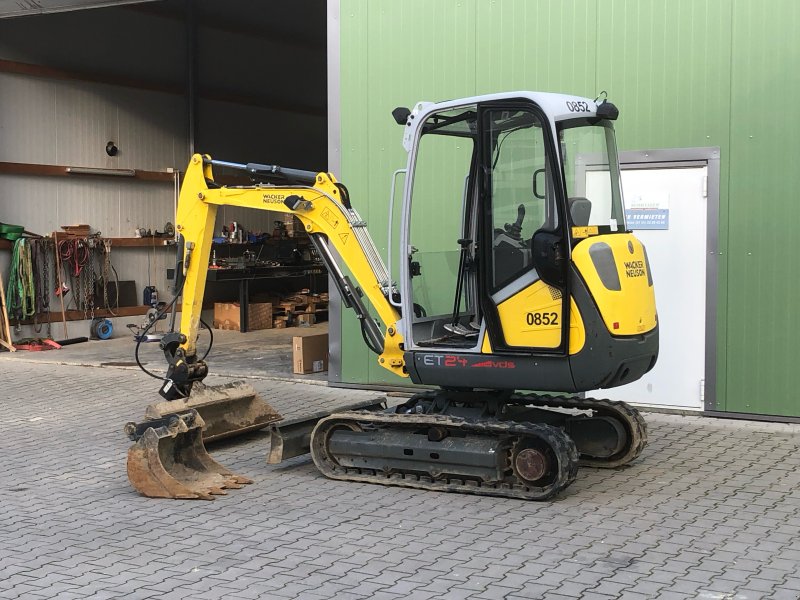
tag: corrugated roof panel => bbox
[0,1,156,19]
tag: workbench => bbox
[206,264,326,332]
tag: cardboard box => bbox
[293,333,328,374]
[248,302,273,330]
[297,313,316,327]
[213,302,273,331]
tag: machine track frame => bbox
[308,392,646,501]
[506,393,648,469]
[310,411,579,501]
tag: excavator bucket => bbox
[143,381,282,443]
[125,410,253,500]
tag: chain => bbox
[80,242,96,321]
[88,244,96,320]
[31,239,52,335]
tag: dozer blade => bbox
[144,381,282,443]
[125,410,253,500]
[267,397,387,464]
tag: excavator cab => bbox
[396,95,657,393]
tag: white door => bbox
[586,166,708,410]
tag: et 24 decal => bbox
[422,354,516,369]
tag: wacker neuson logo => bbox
[262,193,285,204]
[624,260,645,278]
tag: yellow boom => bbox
[176,154,406,378]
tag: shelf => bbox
[11,305,173,325]
[0,160,176,182]
[105,237,175,247]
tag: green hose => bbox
[6,238,35,321]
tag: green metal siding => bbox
[726,1,800,415]
[337,0,800,417]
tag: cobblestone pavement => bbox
[1,360,800,600]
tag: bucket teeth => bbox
[126,410,252,500]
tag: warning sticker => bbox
[571,226,599,239]
[321,208,339,229]
[339,232,349,245]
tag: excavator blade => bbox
[144,381,282,443]
[267,397,387,464]
[125,410,253,500]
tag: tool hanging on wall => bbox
[100,239,119,315]
[6,238,35,325]
[52,236,69,338]
[30,238,53,338]
[0,271,16,352]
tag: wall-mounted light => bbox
[106,141,119,156]
[66,166,136,177]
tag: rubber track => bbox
[507,393,648,469]
[310,412,579,501]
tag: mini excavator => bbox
[125,91,658,501]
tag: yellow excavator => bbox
[125,91,658,501]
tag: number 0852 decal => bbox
[526,311,559,326]
[565,101,590,113]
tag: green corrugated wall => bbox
[337,0,800,417]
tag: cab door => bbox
[478,103,571,354]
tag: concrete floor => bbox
[2,321,330,383]
[2,332,800,600]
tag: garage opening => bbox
[0,1,330,379]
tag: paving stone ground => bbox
[1,359,799,600]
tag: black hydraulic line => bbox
[304,231,384,354]
[199,315,213,361]
[134,264,187,381]
[168,234,185,333]
[205,158,317,186]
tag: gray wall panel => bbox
[0,176,62,234]
[118,181,175,237]
[0,74,58,164]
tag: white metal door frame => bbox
[614,148,721,411]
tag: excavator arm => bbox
[125,154,398,499]
[158,154,406,400]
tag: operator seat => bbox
[568,197,592,226]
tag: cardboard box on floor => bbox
[213,302,273,331]
[293,333,328,374]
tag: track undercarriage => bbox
[310,390,647,501]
